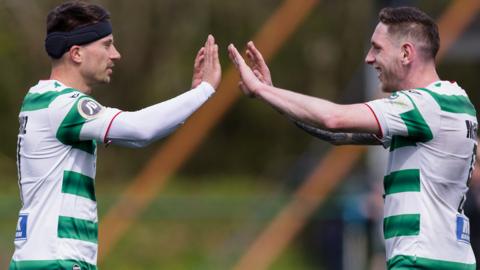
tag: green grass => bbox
[0,174,319,269]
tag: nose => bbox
[365,48,374,65]
[110,45,121,61]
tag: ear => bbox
[68,45,83,64]
[400,42,415,65]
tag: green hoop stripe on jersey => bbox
[21,88,76,112]
[390,136,416,151]
[9,259,97,270]
[383,214,420,239]
[418,88,476,117]
[384,169,420,195]
[56,97,96,154]
[387,255,476,270]
[390,93,433,152]
[58,216,98,244]
[62,171,96,201]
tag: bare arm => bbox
[293,120,381,145]
[228,43,380,134]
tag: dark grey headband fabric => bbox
[45,20,112,59]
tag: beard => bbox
[378,69,401,93]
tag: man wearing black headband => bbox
[11,1,221,269]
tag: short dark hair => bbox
[379,6,439,60]
[47,1,110,34]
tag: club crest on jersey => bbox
[72,264,81,270]
[78,98,104,119]
[15,214,28,241]
[388,92,399,100]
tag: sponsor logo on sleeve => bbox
[15,214,28,241]
[456,214,470,244]
[77,97,104,119]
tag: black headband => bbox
[45,20,112,59]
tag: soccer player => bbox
[228,6,477,269]
[11,1,221,269]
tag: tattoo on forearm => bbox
[294,121,381,145]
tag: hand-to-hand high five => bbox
[228,40,380,136]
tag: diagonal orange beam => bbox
[232,1,480,269]
[233,145,366,270]
[98,0,320,262]
[436,0,480,59]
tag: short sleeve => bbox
[49,92,121,144]
[365,90,436,148]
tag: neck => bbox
[402,60,440,90]
[49,64,92,94]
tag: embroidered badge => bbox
[77,97,104,119]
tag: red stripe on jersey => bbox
[103,111,123,143]
[364,103,383,138]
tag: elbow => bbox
[130,139,152,148]
[127,128,155,148]
[322,114,345,131]
[133,124,180,147]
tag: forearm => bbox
[256,84,341,129]
[255,84,379,134]
[294,120,381,145]
[107,81,214,147]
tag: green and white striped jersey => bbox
[11,80,120,270]
[366,81,477,270]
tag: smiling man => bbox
[228,6,477,270]
[11,1,221,269]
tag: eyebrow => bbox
[103,38,114,45]
[371,41,381,48]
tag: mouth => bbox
[374,66,382,79]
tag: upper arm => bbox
[50,94,121,144]
[363,90,438,144]
[326,103,381,135]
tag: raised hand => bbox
[201,35,221,89]
[228,43,263,97]
[245,41,272,86]
[191,47,205,89]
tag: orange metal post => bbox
[233,146,366,270]
[437,0,480,59]
[98,0,320,262]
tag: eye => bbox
[103,40,113,49]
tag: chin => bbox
[97,76,111,84]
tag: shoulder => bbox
[415,81,476,116]
[368,91,418,113]
[21,80,82,112]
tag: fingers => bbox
[200,34,222,89]
[247,41,266,65]
[213,43,220,68]
[196,47,205,58]
[228,44,246,68]
[194,47,205,69]
[253,70,265,82]
[204,35,214,67]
